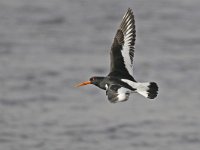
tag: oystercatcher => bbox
[76,8,158,103]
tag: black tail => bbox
[147,82,158,99]
[136,82,158,99]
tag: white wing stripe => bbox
[126,23,132,31]
[121,46,133,74]
[111,9,135,76]
[117,87,131,102]
[126,30,133,36]
[120,9,135,76]
[126,32,133,36]
[125,36,132,41]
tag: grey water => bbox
[0,0,200,150]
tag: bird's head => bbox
[75,76,104,87]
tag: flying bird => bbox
[76,8,158,103]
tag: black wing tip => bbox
[127,8,133,13]
[125,8,134,17]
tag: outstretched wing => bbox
[109,8,136,78]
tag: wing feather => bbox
[106,85,130,103]
[109,8,136,79]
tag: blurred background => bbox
[0,0,200,150]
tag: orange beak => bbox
[75,81,91,87]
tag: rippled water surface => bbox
[0,0,200,150]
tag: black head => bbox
[75,76,105,87]
[89,76,104,86]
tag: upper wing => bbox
[109,8,136,78]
